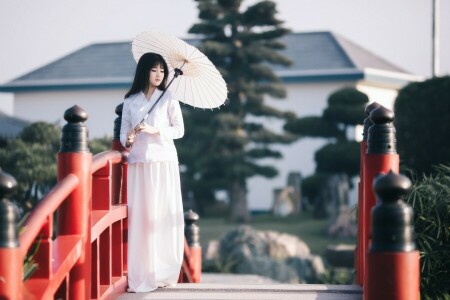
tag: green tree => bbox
[181,0,295,222]
[90,136,112,154]
[0,122,60,214]
[394,76,450,175]
[284,87,368,200]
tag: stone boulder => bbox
[203,226,325,283]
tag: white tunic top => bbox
[120,89,184,164]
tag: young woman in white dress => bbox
[120,52,185,292]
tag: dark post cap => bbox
[363,102,382,141]
[0,168,19,248]
[373,170,411,203]
[184,209,200,247]
[115,103,123,115]
[367,105,397,154]
[64,105,88,123]
[0,167,17,199]
[369,106,394,125]
[365,101,382,116]
[370,171,415,252]
[184,209,199,224]
[60,105,90,153]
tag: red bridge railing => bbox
[0,105,201,299]
[1,103,423,299]
[355,104,420,300]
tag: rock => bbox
[258,230,310,259]
[210,226,325,283]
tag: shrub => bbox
[406,164,450,299]
[394,76,450,175]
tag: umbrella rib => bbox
[188,76,202,108]
[195,75,216,108]
[198,75,225,108]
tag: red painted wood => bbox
[19,174,79,251]
[366,251,420,300]
[91,206,127,242]
[92,170,112,211]
[362,153,399,288]
[111,221,123,277]
[189,247,202,283]
[57,152,92,299]
[25,235,83,299]
[99,228,112,286]
[1,144,203,299]
[91,239,99,299]
[98,276,127,300]
[0,248,22,299]
[355,140,366,285]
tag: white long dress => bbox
[120,89,185,292]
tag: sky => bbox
[0,0,449,88]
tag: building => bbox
[0,31,422,209]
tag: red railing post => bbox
[56,105,92,299]
[0,168,22,299]
[362,105,399,288]
[355,102,381,285]
[111,102,128,274]
[184,210,202,283]
[366,171,420,300]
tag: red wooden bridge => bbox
[0,104,420,299]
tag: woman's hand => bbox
[126,130,136,147]
[134,123,159,135]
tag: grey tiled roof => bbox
[0,31,409,92]
[0,111,30,138]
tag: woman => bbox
[120,52,185,292]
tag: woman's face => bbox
[149,64,164,88]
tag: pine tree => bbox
[180,0,295,222]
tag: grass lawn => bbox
[197,211,356,256]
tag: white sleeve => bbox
[159,99,185,140]
[120,99,132,147]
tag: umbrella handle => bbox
[174,68,183,77]
[139,68,184,124]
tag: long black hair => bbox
[125,52,169,99]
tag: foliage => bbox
[20,214,40,281]
[0,122,60,215]
[324,87,370,127]
[89,136,112,154]
[301,173,330,204]
[180,0,296,221]
[314,141,360,178]
[394,76,450,176]
[283,116,342,138]
[406,164,450,299]
[317,267,354,285]
[284,87,368,200]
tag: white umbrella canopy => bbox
[132,30,228,109]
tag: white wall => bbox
[247,80,402,210]
[247,80,358,210]
[356,82,398,111]
[15,89,127,138]
[0,93,14,115]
